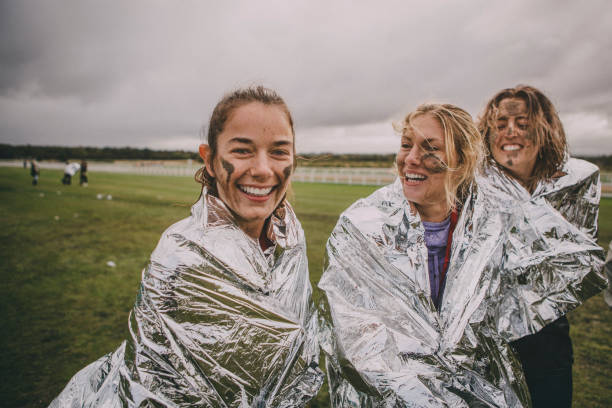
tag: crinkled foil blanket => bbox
[50,193,323,407]
[319,158,606,407]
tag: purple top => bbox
[422,216,451,308]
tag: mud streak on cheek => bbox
[282,165,292,179]
[422,153,447,174]
[220,159,234,184]
[507,159,513,167]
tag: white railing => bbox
[2,160,611,194]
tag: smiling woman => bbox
[478,85,603,408]
[198,99,295,240]
[49,87,323,407]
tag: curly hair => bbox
[477,85,568,190]
[397,103,483,211]
[195,86,295,196]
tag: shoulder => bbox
[561,157,599,182]
[342,179,405,218]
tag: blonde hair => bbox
[477,85,568,191]
[398,103,483,210]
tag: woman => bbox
[50,86,323,407]
[478,85,604,407]
[318,103,605,406]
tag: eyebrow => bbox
[227,137,293,147]
[402,135,443,147]
[227,137,255,145]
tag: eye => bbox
[401,140,412,149]
[517,122,529,130]
[423,145,439,152]
[271,148,291,157]
[497,124,506,131]
[231,148,251,155]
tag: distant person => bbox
[50,86,322,407]
[23,159,27,169]
[605,241,612,309]
[478,84,604,407]
[61,161,80,185]
[30,159,40,186]
[79,160,88,186]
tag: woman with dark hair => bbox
[50,86,323,407]
[478,85,604,407]
[318,102,605,407]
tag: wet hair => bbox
[477,85,568,190]
[397,103,483,211]
[194,86,295,195]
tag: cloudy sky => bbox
[1,0,611,155]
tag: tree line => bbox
[1,144,610,170]
[0,144,201,161]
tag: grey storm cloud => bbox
[0,0,611,154]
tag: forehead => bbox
[497,98,527,117]
[221,102,293,144]
[404,113,445,143]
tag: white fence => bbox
[2,160,612,195]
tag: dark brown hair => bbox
[478,85,568,190]
[195,86,295,195]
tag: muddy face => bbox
[208,102,295,239]
[396,113,449,219]
[490,98,539,186]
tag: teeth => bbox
[239,185,274,196]
[503,145,521,151]
[404,173,426,181]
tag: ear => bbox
[198,144,216,177]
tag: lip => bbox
[500,143,523,152]
[237,184,277,202]
[402,170,428,186]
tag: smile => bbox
[238,185,275,197]
[502,144,521,151]
[404,173,427,182]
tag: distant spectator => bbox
[605,241,612,309]
[79,160,88,186]
[30,160,40,186]
[23,159,27,169]
[61,161,80,185]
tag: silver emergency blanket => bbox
[318,158,606,407]
[50,193,323,407]
[604,241,612,308]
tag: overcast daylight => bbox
[1,0,611,155]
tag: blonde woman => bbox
[318,103,605,406]
[478,85,605,407]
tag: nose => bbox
[404,146,422,166]
[249,153,274,179]
[506,120,516,137]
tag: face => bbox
[490,98,538,184]
[396,113,448,214]
[200,102,294,239]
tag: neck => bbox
[238,220,265,240]
[503,167,536,193]
[415,201,450,223]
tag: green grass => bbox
[0,167,610,407]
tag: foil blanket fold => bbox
[318,158,606,407]
[50,193,323,407]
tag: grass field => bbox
[0,166,610,407]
